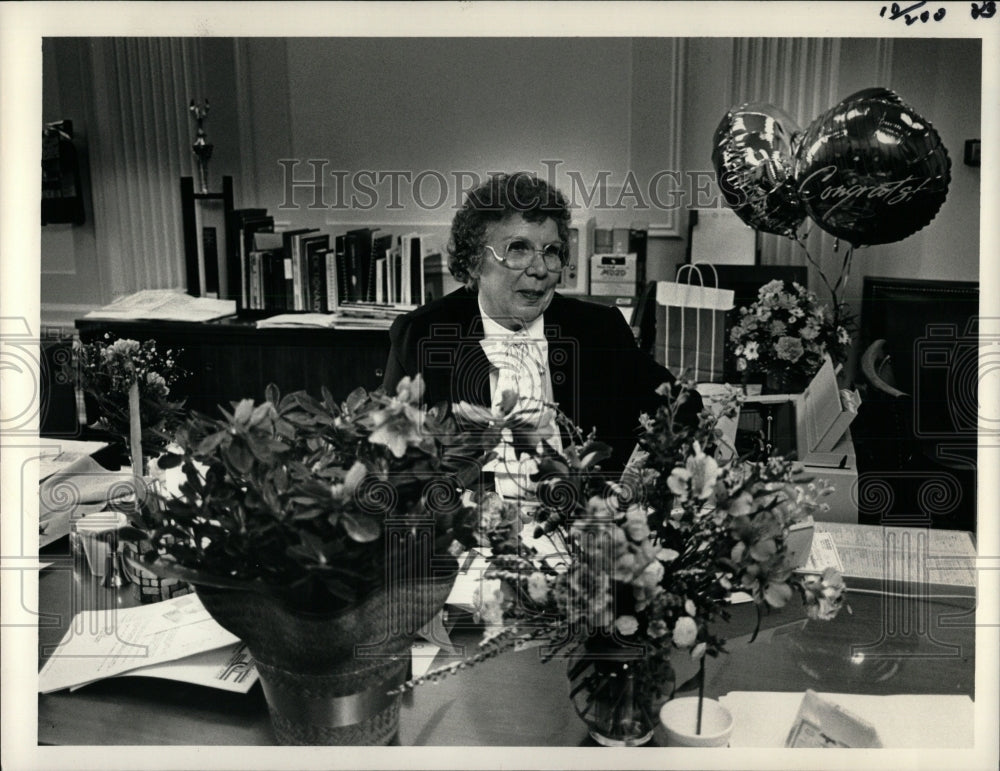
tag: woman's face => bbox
[473,215,561,330]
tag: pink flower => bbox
[774,335,804,363]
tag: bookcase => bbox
[75,318,391,418]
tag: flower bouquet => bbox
[138,375,497,744]
[729,280,851,393]
[70,334,187,470]
[400,381,847,746]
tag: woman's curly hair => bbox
[448,172,572,287]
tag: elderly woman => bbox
[383,172,695,473]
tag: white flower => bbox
[527,572,548,603]
[635,559,664,589]
[614,615,639,636]
[673,616,698,648]
[743,341,759,361]
[473,578,505,626]
[685,599,697,616]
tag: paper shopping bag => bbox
[655,264,734,383]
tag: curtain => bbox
[85,39,206,298]
[729,38,844,303]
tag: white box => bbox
[589,253,637,295]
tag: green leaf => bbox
[196,431,229,456]
[249,401,273,427]
[225,439,253,474]
[233,399,255,424]
[344,387,368,414]
[340,512,380,542]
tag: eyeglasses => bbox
[484,238,567,271]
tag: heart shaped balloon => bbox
[794,87,951,246]
[712,103,806,238]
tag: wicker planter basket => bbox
[195,556,457,745]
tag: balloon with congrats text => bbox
[712,102,807,238]
[794,87,951,246]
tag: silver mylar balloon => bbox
[712,102,806,238]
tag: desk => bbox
[37,554,975,746]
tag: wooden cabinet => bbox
[76,319,391,418]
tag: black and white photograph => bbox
[2,2,997,769]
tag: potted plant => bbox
[399,382,847,746]
[138,375,496,745]
[729,280,851,393]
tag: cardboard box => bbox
[740,356,860,466]
[589,253,637,296]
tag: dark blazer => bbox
[384,288,691,471]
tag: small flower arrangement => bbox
[399,382,847,741]
[729,280,851,390]
[71,334,188,460]
[142,376,497,612]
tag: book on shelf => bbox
[333,234,348,307]
[249,231,283,311]
[401,232,435,306]
[305,245,331,313]
[236,212,273,310]
[371,232,394,302]
[345,227,377,303]
[298,232,330,311]
[375,257,386,304]
[227,207,267,306]
[280,228,318,311]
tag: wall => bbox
[40,36,982,334]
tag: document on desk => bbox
[38,456,136,547]
[719,691,974,748]
[68,642,259,694]
[37,438,110,481]
[38,594,240,693]
[806,522,977,594]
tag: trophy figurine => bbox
[189,98,213,193]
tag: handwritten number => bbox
[882,1,947,22]
[971,1,996,19]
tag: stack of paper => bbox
[84,289,236,322]
[38,594,256,694]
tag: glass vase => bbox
[567,641,673,747]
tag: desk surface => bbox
[36,546,975,747]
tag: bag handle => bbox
[676,262,721,289]
[670,263,722,382]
